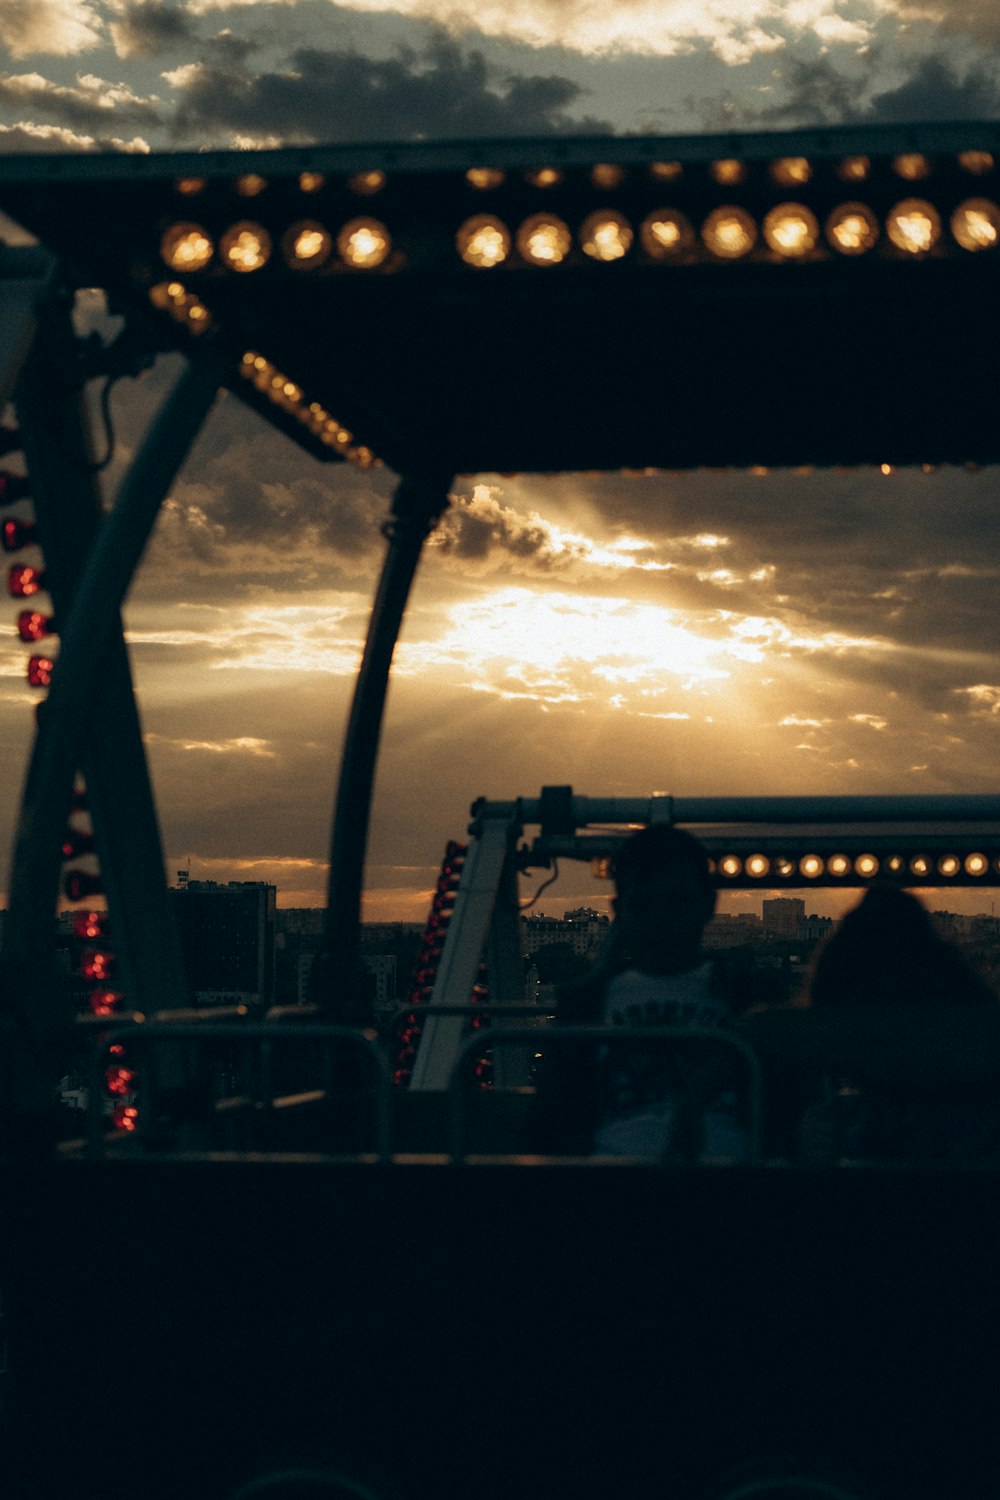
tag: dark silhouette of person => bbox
[796,884,1000,1164]
[531,823,784,1158]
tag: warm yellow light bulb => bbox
[175,178,206,196]
[591,163,625,189]
[719,855,742,878]
[965,853,989,876]
[702,206,757,259]
[825,203,879,255]
[855,854,879,877]
[640,210,694,259]
[958,151,994,176]
[457,215,510,268]
[763,202,819,257]
[580,210,633,262]
[799,855,824,879]
[710,159,745,185]
[770,156,811,186]
[337,218,392,268]
[746,854,770,878]
[837,156,870,182]
[887,199,941,254]
[161,223,214,272]
[282,221,332,270]
[466,168,505,190]
[220,221,271,272]
[893,153,931,181]
[827,855,851,877]
[649,160,682,181]
[299,171,325,192]
[909,855,930,877]
[951,198,1000,251]
[525,167,562,188]
[347,171,386,195]
[516,214,571,265]
[937,855,960,877]
[235,174,267,197]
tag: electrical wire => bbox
[85,375,120,472]
[519,859,559,911]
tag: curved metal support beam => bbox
[4,340,227,1039]
[315,472,453,1023]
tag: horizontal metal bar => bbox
[483,794,1000,829]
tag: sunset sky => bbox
[1,0,999,921]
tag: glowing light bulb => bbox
[17,609,53,643]
[887,200,941,255]
[746,854,770,878]
[719,855,742,878]
[27,655,53,688]
[580,210,633,262]
[8,563,44,597]
[951,198,1000,251]
[337,218,391,268]
[235,174,267,197]
[837,156,870,182]
[348,171,386,195]
[283,221,332,269]
[958,151,994,176]
[965,853,989,876]
[649,161,682,181]
[826,203,879,255]
[909,855,930,877]
[516,214,571,266]
[220,221,272,272]
[937,854,960,877]
[525,168,562,188]
[710,159,745,185]
[160,223,214,273]
[855,853,879,877]
[702,207,757,259]
[89,990,123,1018]
[466,168,505,190]
[774,858,795,878]
[799,855,824,879]
[893,154,931,181]
[827,854,851,877]
[299,171,325,192]
[763,202,820,257]
[770,156,811,186]
[457,215,510,267]
[591,163,625,189]
[175,178,205,196]
[640,210,694,259]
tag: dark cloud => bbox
[693,49,1000,129]
[168,35,612,144]
[892,0,1000,46]
[109,1,197,60]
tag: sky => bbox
[0,0,999,921]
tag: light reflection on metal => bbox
[702,206,757,259]
[887,199,941,254]
[220,220,272,272]
[763,202,820,257]
[282,220,333,270]
[160,223,214,273]
[826,203,880,255]
[516,214,572,265]
[640,209,695,258]
[457,215,510,267]
[770,156,811,186]
[580,210,633,262]
[951,198,1000,251]
[337,217,391,268]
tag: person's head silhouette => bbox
[612,824,716,976]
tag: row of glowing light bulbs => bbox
[160,193,1000,276]
[713,851,996,880]
[173,149,997,203]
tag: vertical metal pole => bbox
[314,472,452,1023]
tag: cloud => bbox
[108,0,199,58]
[889,0,1000,46]
[0,0,103,58]
[867,52,1000,119]
[0,71,162,130]
[166,35,612,143]
[0,119,150,150]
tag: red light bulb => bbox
[89,989,123,1017]
[82,948,115,982]
[74,909,108,939]
[27,655,54,688]
[104,1064,138,1096]
[8,564,45,598]
[111,1103,140,1132]
[17,609,54,643]
[2,518,36,552]
[61,829,95,860]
